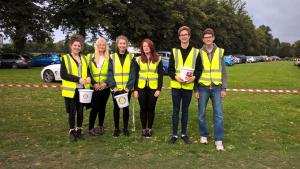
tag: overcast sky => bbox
[245,0,300,44]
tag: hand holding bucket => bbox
[180,67,194,82]
[114,92,129,108]
[78,89,94,103]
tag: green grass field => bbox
[0,61,300,169]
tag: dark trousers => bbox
[138,87,158,129]
[171,88,193,136]
[88,88,110,130]
[112,91,132,130]
[64,89,84,129]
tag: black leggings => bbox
[112,91,132,130]
[88,88,110,130]
[64,89,84,129]
[138,87,158,129]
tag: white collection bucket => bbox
[180,67,194,81]
[78,89,94,103]
[114,93,129,108]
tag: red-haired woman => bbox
[134,39,163,138]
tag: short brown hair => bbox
[178,26,191,36]
[68,34,85,48]
[203,28,215,37]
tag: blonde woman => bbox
[87,37,111,136]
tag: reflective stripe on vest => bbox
[136,56,161,89]
[62,54,89,98]
[198,48,224,86]
[110,53,133,90]
[88,54,109,83]
[170,47,199,90]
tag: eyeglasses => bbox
[179,34,189,37]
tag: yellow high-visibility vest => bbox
[87,54,109,83]
[110,53,133,90]
[62,54,90,98]
[170,47,199,90]
[136,56,161,89]
[198,48,224,86]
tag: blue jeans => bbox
[198,86,224,141]
[171,88,192,136]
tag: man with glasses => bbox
[195,28,227,151]
[168,26,202,144]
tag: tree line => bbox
[1,0,299,57]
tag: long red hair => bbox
[140,39,159,63]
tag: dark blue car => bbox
[158,51,171,75]
[32,53,61,66]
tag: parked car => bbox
[157,51,171,74]
[0,53,32,68]
[255,56,264,62]
[283,57,293,61]
[158,51,171,62]
[32,52,61,66]
[246,56,256,63]
[295,58,300,67]
[224,55,235,66]
[234,55,247,64]
[41,64,62,82]
[162,59,169,74]
[270,56,281,61]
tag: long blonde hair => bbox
[94,37,109,61]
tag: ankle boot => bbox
[69,129,77,142]
[76,128,85,140]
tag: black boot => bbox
[142,129,147,138]
[69,129,77,142]
[76,128,85,141]
[147,129,152,138]
[123,129,130,137]
[98,126,105,135]
[113,129,120,137]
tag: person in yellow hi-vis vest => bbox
[168,26,202,144]
[60,34,91,142]
[86,37,111,136]
[107,35,135,137]
[133,39,163,138]
[194,28,227,151]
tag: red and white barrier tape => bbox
[0,84,61,89]
[0,84,299,93]
[225,88,300,93]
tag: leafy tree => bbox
[105,0,181,50]
[198,0,256,55]
[48,0,113,38]
[278,42,292,58]
[255,25,273,55]
[292,40,300,57]
[0,0,52,53]
[269,38,280,56]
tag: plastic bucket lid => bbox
[78,89,94,103]
[180,67,194,81]
[114,93,129,108]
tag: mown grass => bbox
[0,61,300,169]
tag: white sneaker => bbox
[215,141,224,151]
[200,136,208,144]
